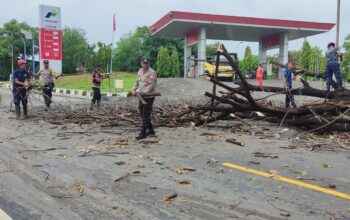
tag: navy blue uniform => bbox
[326,48,342,89]
[12,69,30,114]
[284,68,296,108]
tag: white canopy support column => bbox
[184,38,192,78]
[278,32,289,79]
[197,27,207,77]
[258,39,267,65]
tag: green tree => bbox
[320,56,327,74]
[342,34,350,82]
[206,42,220,57]
[62,27,90,74]
[113,31,143,72]
[0,19,38,80]
[288,50,302,68]
[170,48,180,77]
[300,40,311,70]
[253,55,259,69]
[92,42,111,73]
[241,46,255,73]
[308,46,323,73]
[113,26,184,74]
[156,47,171,78]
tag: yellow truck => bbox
[204,53,238,81]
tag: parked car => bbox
[204,53,238,81]
[245,70,256,79]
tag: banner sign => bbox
[186,27,199,46]
[262,33,280,50]
[39,5,62,74]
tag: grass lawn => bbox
[55,72,137,93]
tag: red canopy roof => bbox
[150,11,335,42]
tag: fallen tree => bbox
[160,44,350,132]
[25,43,349,133]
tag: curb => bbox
[0,84,128,98]
[53,88,128,98]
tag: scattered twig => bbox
[252,152,278,159]
[164,193,178,201]
[226,138,245,146]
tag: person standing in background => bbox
[91,64,104,109]
[36,60,56,109]
[256,63,264,88]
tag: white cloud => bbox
[1,0,349,57]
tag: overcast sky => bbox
[1,0,349,58]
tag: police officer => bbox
[326,42,343,90]
[132,58,157,140]
[12,59,31,119]
[36,60,56,108]
[91,64,104,109]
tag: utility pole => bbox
[23,38,26,61]
[32,31,35,74]
[11,33,14,74]
[336,0,340,48]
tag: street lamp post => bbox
[236,41,243,53]
[0,31,26,74]
[32,31,35,74]
[11,34,14,74]
[13,32,26,61]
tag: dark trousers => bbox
[92,87,101,106]
[13,88,28,115]
[138,97,155,134]
[42,83,54,107]
[326,63,343,88]
[285,86,296,108]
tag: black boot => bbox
[135,129,147,140]
[147,130,156,137]
[147,127,156,137]
[22,105,28,119]
[336,83,344,91]
[15,105,20,120]
[89,101,95,111]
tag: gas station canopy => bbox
[150,11,335,42]
[149,11,335,78]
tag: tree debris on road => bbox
[252,152,279,159]
[226,138,245,146]
[175,167,196,175]
[164,193,178,201]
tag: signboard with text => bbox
[39,5,62,74]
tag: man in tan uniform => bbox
[36,60,56,109]
[132,58,157,140]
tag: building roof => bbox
[149,11,335,42]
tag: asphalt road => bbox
[0,80,349,220]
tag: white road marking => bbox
[0,208,13,220]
